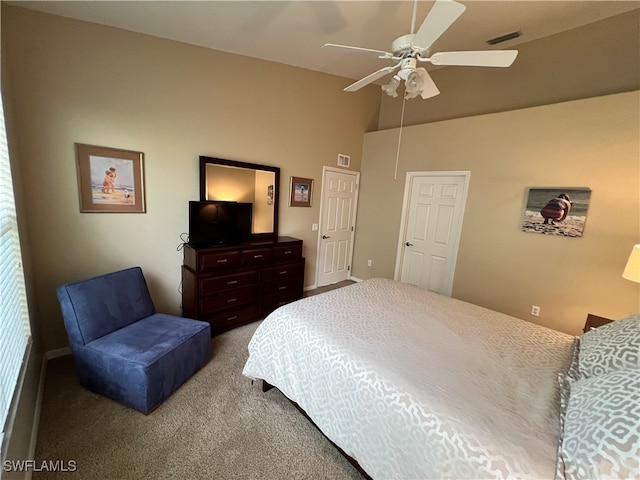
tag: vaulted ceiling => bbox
[10,1,640,85]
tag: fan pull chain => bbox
[394,96,407,181]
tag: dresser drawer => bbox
[261,260,304,282]
[200,285,258,314]
[260,292,301,317]
[273,243,301,260]
[261,276,303,297]
[241,248,273,266]
[199,270,258,295]
[199,250,240,272]
[206,304,259,333]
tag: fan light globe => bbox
[406,70,423,90]
[382,76,400,97]
[404,70,425,98]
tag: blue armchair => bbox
[56,266,211,413]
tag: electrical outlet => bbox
[531,305,540,316]
[367,260,372,267]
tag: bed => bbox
[242,278,640,480]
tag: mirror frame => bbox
[199,156,280,239]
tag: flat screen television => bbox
[188,200,252,247]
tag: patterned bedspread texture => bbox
[242,278,576,479]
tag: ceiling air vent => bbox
[487,31,522,46]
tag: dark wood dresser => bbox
[182,236,304,335]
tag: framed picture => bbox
[267,185,274,205]
[521,187,591,237]
[289,176,313,207]
[75,143,146,213]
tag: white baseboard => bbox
[306,277,362,292]
[24,346,71,479]
[25,360,45,480]
[44,347,71,360]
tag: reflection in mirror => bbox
[200,157,279,238]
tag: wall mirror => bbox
[199,156,279,238]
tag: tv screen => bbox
[188,201,252,247]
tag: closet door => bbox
[396,172,469,295]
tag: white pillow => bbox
[579,314,640,379]
[561,368,640,479]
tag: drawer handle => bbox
[253,254,263,259]
[227,315,238,321]
[278,286,287,291]
[284,250,292,255]
[227,298,237,303]
[279,270,288,275]
[217,259,228,263]
[226,280,238,285]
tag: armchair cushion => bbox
[76,314,211,413]
[57,266,155,345]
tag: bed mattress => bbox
[243,278,575,479]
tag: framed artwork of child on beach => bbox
[521,187,591,237]
[75,143,146,213]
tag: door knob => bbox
[405,242,414,247]
[322,235,331,239]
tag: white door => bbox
[317,167,359,287]
[395,172,469,295]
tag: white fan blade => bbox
[322,43,394,59]
[344,65,399,92]
[418,69,440,99]
[430,50,518,67]
[412,0,466,51]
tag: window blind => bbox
[0,94,32,448]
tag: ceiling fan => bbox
[322,0,518,100]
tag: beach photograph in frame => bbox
[289,176,313,207]
[75,143,146,213]
[521,187,591,237]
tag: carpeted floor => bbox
[34,312,363,479]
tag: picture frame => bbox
[521,187,591,238]
[75,143,146,213]
[289,176,313,207]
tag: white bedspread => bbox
[243,278,575,479]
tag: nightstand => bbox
[583,314,614,333]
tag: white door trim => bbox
[315,166,361,287]
[393,170,470,295]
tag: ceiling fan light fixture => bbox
[324,0,517,101]
[406,70,423,90]
[404,69,425,98]
[382,76,401,97]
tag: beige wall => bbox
[1,5,380,351]
[354,91,640,335]
[378,8,640,129]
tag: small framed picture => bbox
[75,143,146,213]
[289,176,313,207]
